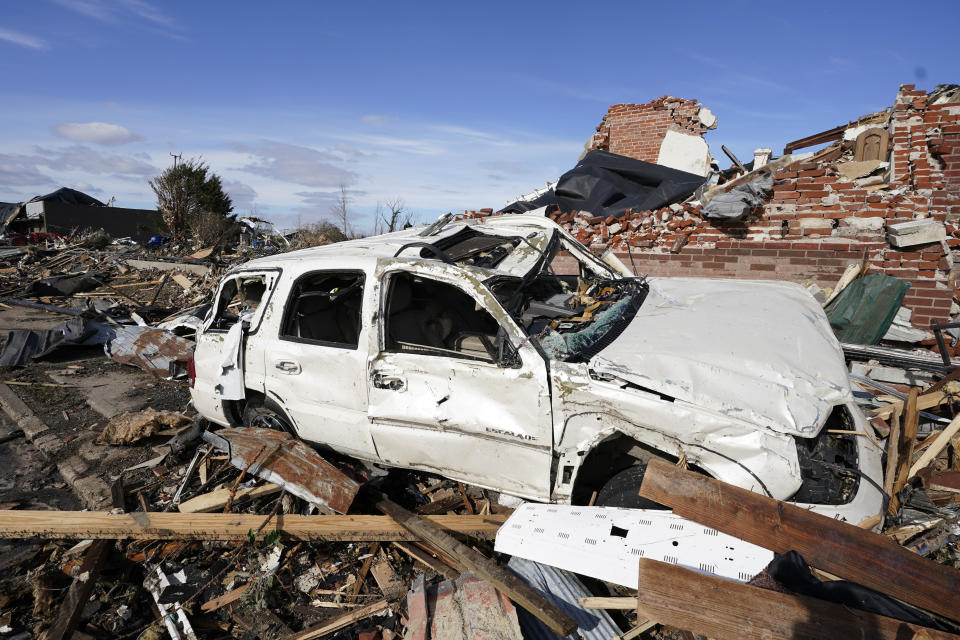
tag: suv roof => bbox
[241,212,561,278]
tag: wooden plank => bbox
[171,274,194,290]
[884,405,903,499]
[893,388,921,502]
[285,599,391,640]
[0,510,506,541]
[392,542,460,580]
[44,540,111,640]
[201,583,250,612]
[178,483,281,513]
[638,459,960,622]
[375,495,578,637]
[871,389,951,420]
[919,469,960,493]
[578,596,637,609]
[910,415,960,477]
[635,558,960,640]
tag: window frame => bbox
[278,268,366,350]
[204,268,281,335]
[379,270,512,366]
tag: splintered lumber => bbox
[884,405,903,498]
[178,483,282,513]
[45,540,111,640]
[892,388,921,501]
[0,510,506,541]
[286,599,391,640]
[392,542,460,580]
[201,584,250,612]
[635,558,960,640]
[375,495,579,637]
[911,414,960,477]
[638,458,960,622]
[871,389,953,420]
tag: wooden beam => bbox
[871,389,952,420]
[578,596,637,610]
[911,415,960,477]
[392,542,460,580]
[375,495,578,637]
[638,459,960,622]
[177,483,281,513]
[0,510,506,541]
[893,388,921,501]
[45,540,111,640]
[285,599,391,640]
[884,405,903,499]
[636,558,960,640]
[201,583,250,612]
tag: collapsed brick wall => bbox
[468,86,960,331]
[587,97,715,163]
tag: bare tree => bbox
[331,183,351,237]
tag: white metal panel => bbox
[495,504,773,589]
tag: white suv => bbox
[189,211,884,522]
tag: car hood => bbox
[589,277,852,437]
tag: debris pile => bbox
[1,83,960,639]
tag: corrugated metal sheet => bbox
[105,326,194,378]
[203,427,360,514]
[507,557,621,640]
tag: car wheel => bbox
[242,399,294,434]
[594,463,665,509]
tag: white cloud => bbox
[34,144,157,176]
[362,114,388,126]
[0,27,47,51]
[55,122,143,145]
[233,141,357,188]
[0,153,52,188]
[223,179,257,211]
[70,181,103,194]
[54,0,184,39]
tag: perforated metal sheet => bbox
[495,504,773,588]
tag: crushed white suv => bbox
[189,210,884,523]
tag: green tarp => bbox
[825,273,910,345]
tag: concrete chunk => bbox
[887,219,946,247]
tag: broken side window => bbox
[383,272,503,364]
[210,274,269,331]
[281,271,364,348]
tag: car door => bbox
[192,269,279,425]
[367,265,553,500]
[259,267,379,460]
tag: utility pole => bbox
[170,152,181,168]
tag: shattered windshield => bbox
[486,234,647,362]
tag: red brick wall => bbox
[470,86,960,332]
[587,97,714,163]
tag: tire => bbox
[594,463,665,509]
[242,398,295,434]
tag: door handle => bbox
[274,360,301,374]
[372,372,405,391]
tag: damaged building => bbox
[0,187,165,244]
[485,84,960,337]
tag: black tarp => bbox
[500,150,706,218]
[0,318,114,367]
[766,551,952,632]
[25,272,111,297]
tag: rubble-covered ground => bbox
[0,227,957,640]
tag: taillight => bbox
[187,356,196,388]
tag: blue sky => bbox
[1,1,957,231]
